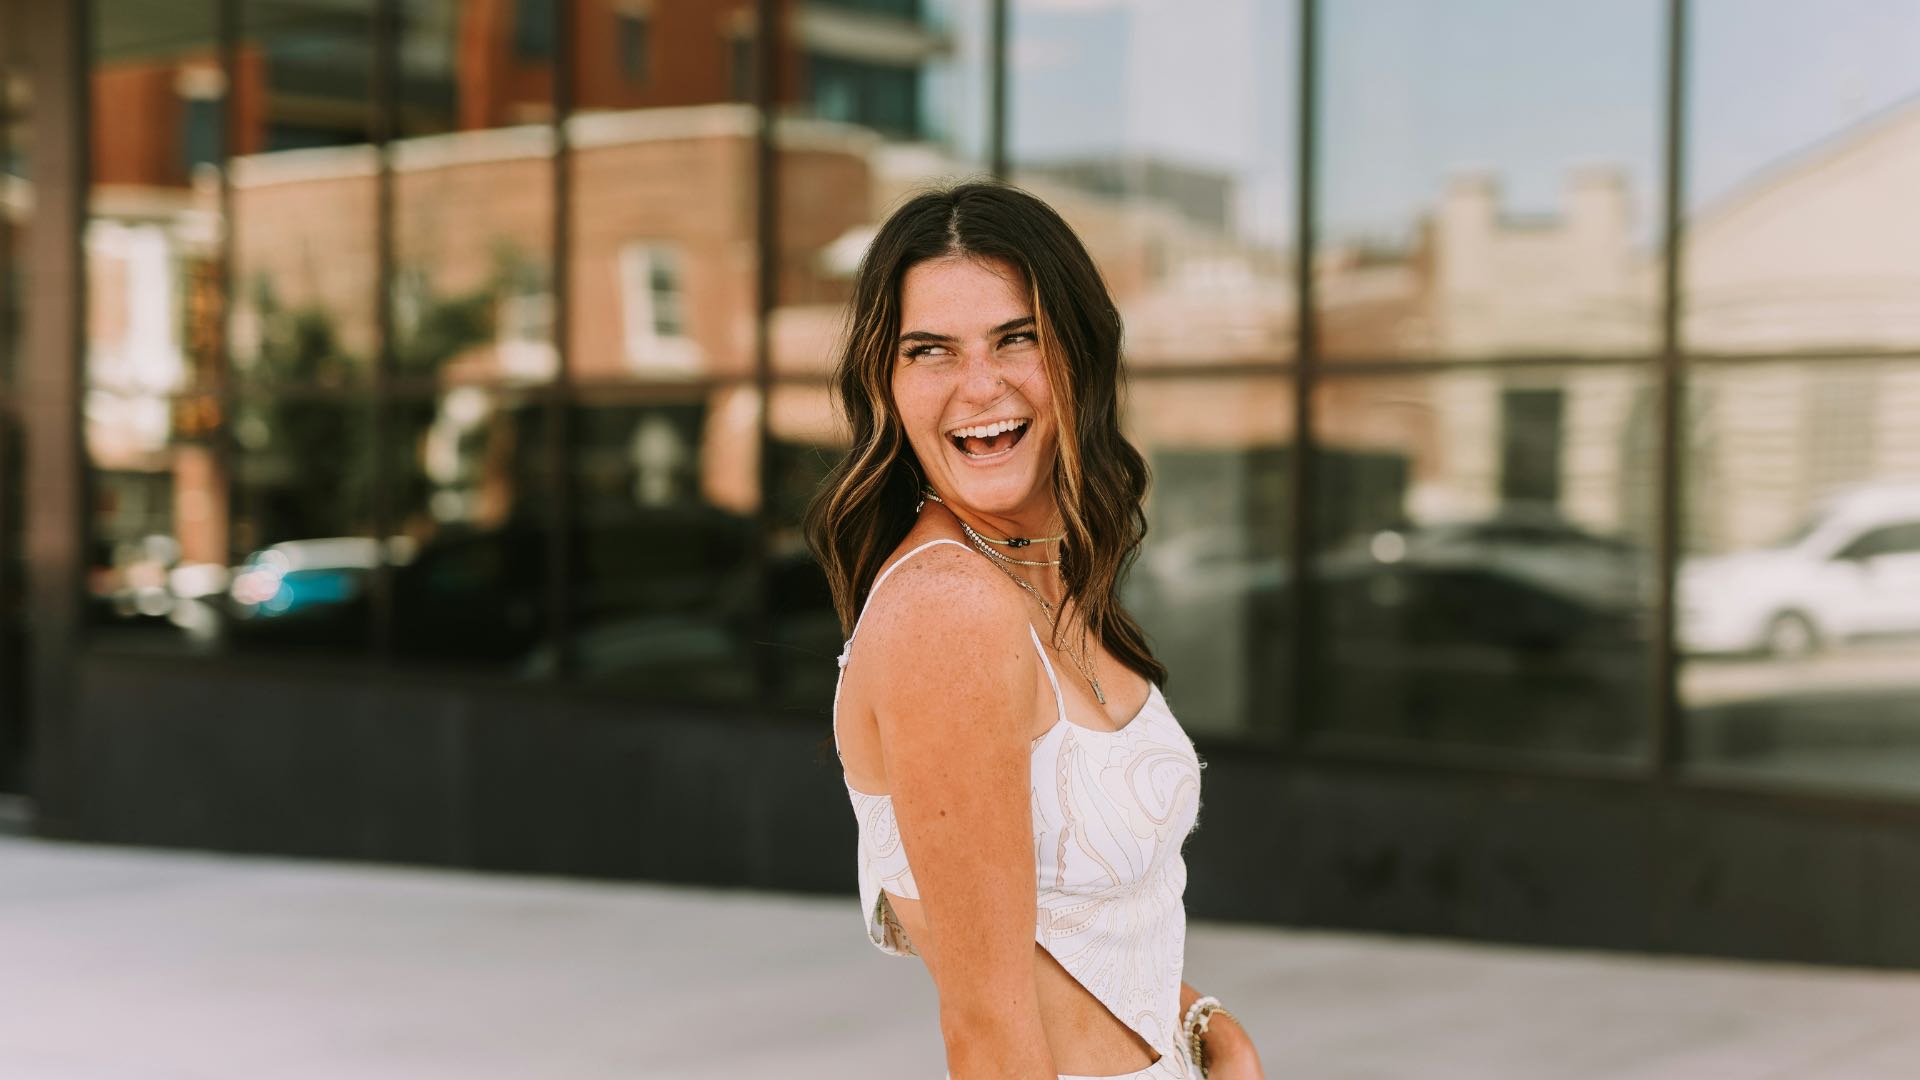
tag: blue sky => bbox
[932,0,1920,248]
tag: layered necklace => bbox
[920,486,1106,705]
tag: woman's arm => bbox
[1179,981,1263,1078]
[867,553,1055,1078]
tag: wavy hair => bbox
[802,180,1166,688]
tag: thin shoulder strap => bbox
[845,538,975,646]
[1026,624,1069,725]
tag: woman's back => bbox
[833,527,1204,1077]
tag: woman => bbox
[806,182,1264,1079]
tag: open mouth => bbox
[948,418,1031,460]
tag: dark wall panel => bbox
[50,654,1920,970]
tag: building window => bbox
[514,0,555,61]
[616,12,650,84]
[617,243,698,375]
[179,91,221,178]
[805,54,920,140]
[1500,387,1565,507]
[496,285,556,383]
[729,36,753,102]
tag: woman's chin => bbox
[941,471,1045,517]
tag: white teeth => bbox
[950,418,1029,440]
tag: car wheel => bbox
[1763,610,1820,660]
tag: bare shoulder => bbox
[859,539,1037,733]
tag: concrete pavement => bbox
[3,832,1920,1079]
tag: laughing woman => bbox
[806,182,1264,1079]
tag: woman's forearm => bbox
[1178,980,1258,1068]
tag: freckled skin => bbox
[891,255,1061,541]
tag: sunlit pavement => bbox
[5,833,1920,1079]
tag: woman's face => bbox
[891,254,1058,529]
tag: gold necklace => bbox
[951,515,1106,706]
[918,488,1060,566]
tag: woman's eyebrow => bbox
[896,316,1036,346]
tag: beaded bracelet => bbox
[1182,995,1238,1077]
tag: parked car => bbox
[1680,485,1920,658]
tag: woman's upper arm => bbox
[864,554,1049,1050]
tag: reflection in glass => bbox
[1685,0,1920,353]
[771,0,981,375]
[392,5,554,384]
[766,383,850,709]
[388,391,550,670]
[1012,0,1297,366]
[1308,369,1658,760]
[88,0,225,395]
[560,393,758,700]
[1122,378,1294,737]
[1318,0,1660,360]
[1681,360,1920,794]
[566,112,743,384]
[231,0,378,385]
[225,395,377,655]
[85,391,230,651]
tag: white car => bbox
[1680,486,1920,657]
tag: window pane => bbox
[1309,368,1659,762]
[565,392,757,701]
[85,391,231,652]
[1318,0,1662,361]
[1683,1,1920,353]
[1012,0,1297,367]
[1681,359,1920,794]
[389,391,552,671]
[89,0,224,397]
[392,3,554,385]
[771,0,984,377]
[227,394,377,656]
[567,0,762,385]
[766,383,849,711]
[231,0,377,386]
[1124,377,1295,738]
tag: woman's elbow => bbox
[938,998,1052,1077]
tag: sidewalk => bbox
[3,833,1919,1079]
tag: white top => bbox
[832,537,1206,1061]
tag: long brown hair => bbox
[802,180,1166,688]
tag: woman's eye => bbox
[1001,332,1036,347]
[903,344,946,361]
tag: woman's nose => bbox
[957,345,1004,399]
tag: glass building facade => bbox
[5,0,1920,965]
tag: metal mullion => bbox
[216,0,239,589]
[1651,0,1688,780]
[988,0,1008,178]
[0,37,11,398]
[368,0,398,662]
[0,3,15,743]
[1686,347,1920,368]
[750,0,779,701]
[546,0,574,680]
[1311,352,1663,377]
[1284,0,1319,751]
[23,0,90,827]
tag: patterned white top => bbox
[833,538,1206,1066]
